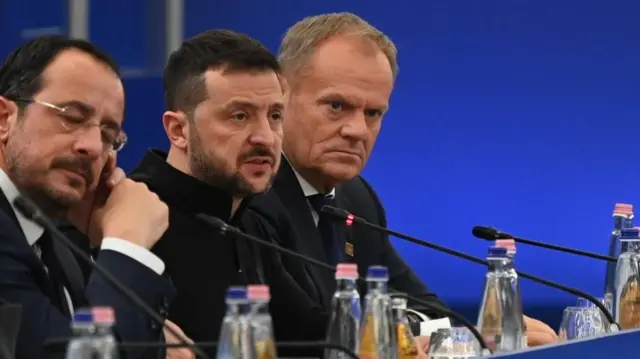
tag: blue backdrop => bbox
[3,0,640,327]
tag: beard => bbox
[5,138,94,218]
[188,127,275,197]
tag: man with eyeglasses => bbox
[0,36,175,358]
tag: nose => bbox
[340,112,369,142]
[248,116,277,148]
[72,125,103,159]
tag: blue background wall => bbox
[3,0,640,327]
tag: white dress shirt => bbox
[291,167,336,226]
[0,169,166,313]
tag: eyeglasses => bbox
[10,98,128,152]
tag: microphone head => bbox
[472,226,500,240]
[320,205,350,219]
[12,196,41,222]
[195,213,226,229]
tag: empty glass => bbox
[576,295,613,326]
[427,327,480,359]
[558,306,607,341]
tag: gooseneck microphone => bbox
[13,196,211,359]
[321,206,620,332]
[195,214,493,355]
[472,226,617,262]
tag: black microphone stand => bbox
[321,206,620,332]
[196,214,494,356]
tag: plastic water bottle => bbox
[325,263,361,359]
[477,246,526,353]
[65,309,95,358]
[360,266,397,359]
[247,285,277,359]
[93,306,117,358]
[216,287,256,359]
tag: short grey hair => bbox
[278,12,398,82]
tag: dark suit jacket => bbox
[250,158,450,319]
[0,190,176,358]
[0,298,21,359]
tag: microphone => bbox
[44,339,359,359]
[472,226,617,262]
[13,196,211,359]
[321,206,620,332]
[195,214,493,356]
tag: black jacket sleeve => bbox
[243,209,328,356]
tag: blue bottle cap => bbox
[226,286,247,301]
[72,309,93,324]
[367,265,389,279]
[620,228,640,240]
[488,246,508,257]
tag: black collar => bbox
[129,149,251,223]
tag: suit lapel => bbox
[272,159,334,306]
[0,192,59,300]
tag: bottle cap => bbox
[336,263,358,278]
[72,309,93,324]
[247,285,270,301]
[391,297,408,310]
[367,265,389,280]
[488,246,508,257]
[613,203,633,216]
[226,286,248,301]
[92,306,115,325]
[495,239,516,253]
[620,228,640,240]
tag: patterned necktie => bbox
[307,194,340,265]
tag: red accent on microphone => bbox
[345,214,354,227]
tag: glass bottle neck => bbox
[366,280,388,293]
[336,277,358,292]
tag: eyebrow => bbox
[223,99,285,112]
[57,100,121,131]
[319,93,389,113]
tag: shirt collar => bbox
[285,156,336,199]
[0,169,44,246]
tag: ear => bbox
[0,96,18,144]
[162,110,189,150]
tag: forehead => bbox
[37,49,125,123]
[302,35,394,101]
[203,69,284,106]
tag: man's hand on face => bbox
[524,315,558,347]
[66,151,123,245]
[67,151,169,250]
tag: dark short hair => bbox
[0,35,120,107]
[163,29,281,113]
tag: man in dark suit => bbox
[0,36,175,358]
[250,12,559,349]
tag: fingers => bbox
[106,167,126,188]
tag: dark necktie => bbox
[307,194,340,265]
[36,232,71,317]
